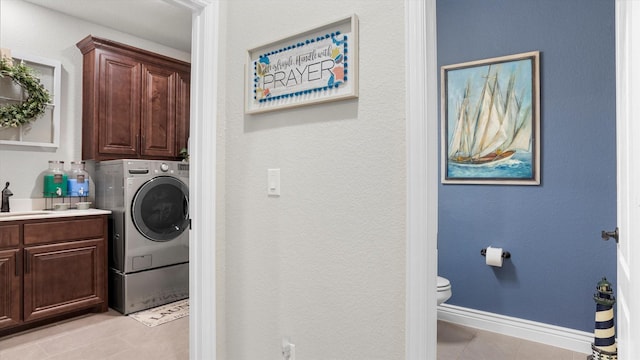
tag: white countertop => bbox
[0,209,111,222]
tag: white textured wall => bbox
[223,1,406,359]
[0,0,189,199]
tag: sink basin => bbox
[0,210,53,218]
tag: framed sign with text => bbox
[245,15,359,114]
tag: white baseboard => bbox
[437,304,593,354]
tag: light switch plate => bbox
[268,168,280,196]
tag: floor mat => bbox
[128,299,189,327]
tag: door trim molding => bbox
[170,0,220,359]
[615,1,638,359]
[405,0,438,358]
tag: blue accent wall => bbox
[437,0,616,332]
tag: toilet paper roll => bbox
[485,246,504,267]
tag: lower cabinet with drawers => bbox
[0,214,108,335]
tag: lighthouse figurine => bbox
[588,277,617,360]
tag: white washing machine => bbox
[95,159,189,314]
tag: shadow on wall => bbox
[244,98,358,133]
[491,258,519,285]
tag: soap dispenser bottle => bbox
[68,161,89,197]
[43,160,68,197]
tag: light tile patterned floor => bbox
[0,312,589,359]
[437,321,589,360]
[0,310,188,360]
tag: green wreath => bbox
[0,57,52,128]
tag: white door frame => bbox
[170,0,220,359]
[405,0,438,359]
[181,0,439,358]
[615,1,638,359]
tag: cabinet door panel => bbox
[140,64,176,158]
[0,249,20,330]
[99,52,141,157]
[23,239,105,322]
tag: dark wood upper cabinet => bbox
[76,35,190,161]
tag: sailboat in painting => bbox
[448,65,532,166]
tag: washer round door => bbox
[131,176,189,242]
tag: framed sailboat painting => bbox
[441,51,540,185]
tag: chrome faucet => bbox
[1,182,12,213]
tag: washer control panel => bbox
[122,160,189,177]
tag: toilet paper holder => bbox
[480,248,511,259]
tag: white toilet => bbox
[437,276,452,305]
